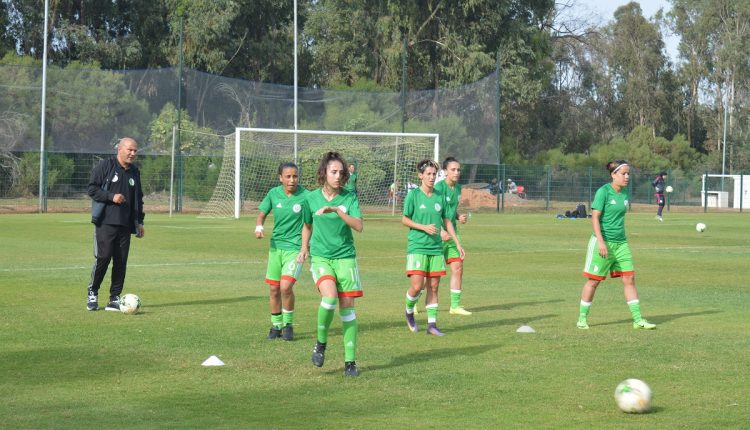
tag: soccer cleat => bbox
[656,216,663,222]
[344,361,359,377]
[405,311,418,333]
[86,287,98,311]
[576,319,590,330]
[426,323,445,336]
[311,341,326,367]
[633,319,656,330]
[281,324,294,341]
[104,296,120,312]
[449,306,472,315]
[267,327,282,339]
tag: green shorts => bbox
[582,235,635,280]
[443,235,463,264]
[265,248,303,286]
[310,256,363,298]
[406,253,446,278]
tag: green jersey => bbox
[303,188,361,259]
[591,183,629,243]
[343,172,358,193]
[403,187,446,255]
[258,186,309,251]
[434,180,461,230]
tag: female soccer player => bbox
[255,162,308,341]
[434,156,471,315]
[577,160,656,330]
[403,159,464,336]
[302,152,364,377]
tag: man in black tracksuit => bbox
[86,137,145,311]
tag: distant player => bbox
[577,160,656,330]
[652,171,667,221]
[302,152,364,377]
[403,159,464,336]
[343,162,358,195]
[255,162,308,341]
[435,157,471,315]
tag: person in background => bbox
[435,157,471,316]
[652,171,667,221]
[343,162,358,195]
[86,137,145,312]
[255,162,308,341]
[507,178,518,194]
[577,160,656,331]
[302,152,364,377]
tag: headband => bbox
[612,163,628,174]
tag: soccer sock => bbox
[450,289,462,309]
[579,301,592,321]
[426,303,438,324]
[405,292,421,313]
[340,307,358,362]
[282,308,294,326]
[271,312,283,329]
[627,299,643,322]
[317,297,338,344]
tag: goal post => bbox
[200,128,440,218]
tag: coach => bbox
[86,137,145,311]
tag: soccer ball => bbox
[696,222,706,232]
[615,379,652,413]
[119,294,141,315]
[665,185,673,193]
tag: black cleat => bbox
[104,296,120,312]
[311,341,326,367]
[344,361,359,377]
[281,324,294,341]
[267,327,282,339]
[87,287,98,311]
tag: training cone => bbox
[201,355,225,366]
[516,325,536,333]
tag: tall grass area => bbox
[1,212,748,429]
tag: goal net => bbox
[701,173,750,209]
[200,128,439,218]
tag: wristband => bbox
[255,225,264,233]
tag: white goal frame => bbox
[230,128,440,218]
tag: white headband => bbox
[612,163,628,174]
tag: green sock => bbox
[317,297,338,344]
[405,292,421,312]
[426,303,438,324]
[340,307,358,362]
[579,301,591,321]
[450,289,462,309]
[627,300,642,322]
[271,312,283,329]
[282,308,294,326]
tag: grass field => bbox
[1,211,748,429]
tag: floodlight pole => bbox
[38,0,50,213]
[293,0,298,164]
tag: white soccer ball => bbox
[119,293,141,315]
[696,222,706,232]
[665,185,673,193]
[615,378,652,413]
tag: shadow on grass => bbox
[146,295,263,308]
[447,313,558,332]
[469,299,565,313]
[351,342,505,373]
[595,309,722,327]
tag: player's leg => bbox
[264,249,283,339]
[656,194,665,220]
[279,251,303,341]
[444,238,470,315]
[310,257,337,367]
[87,224,115,311]
[335,258,363,376]
[579,235,610,329]
[578,279,600,329]
[405,254,427,331]
[425,255,447,336]
[106,226,131,311]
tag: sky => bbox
[575,0,680,62]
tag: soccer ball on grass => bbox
[614,378,652,413]
[696,222,706,232]
[119,293,141,315]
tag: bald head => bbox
[117,137,138,168]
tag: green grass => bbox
[1,212,748,429]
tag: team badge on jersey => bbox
[434,203,442,211]
[112,173,119,183]
[293,203,302,213]
[338,205,347,213]
[129,178,135,186]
